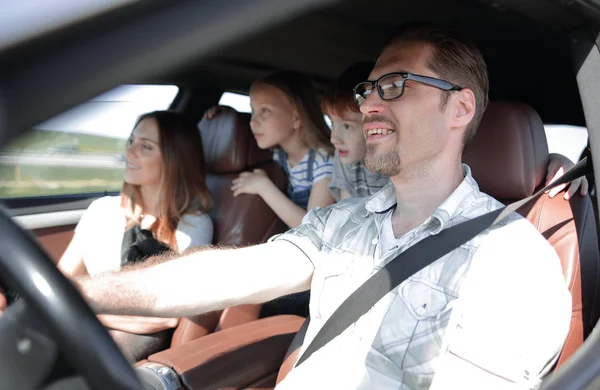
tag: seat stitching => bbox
[569,244,580,292]
[557,316,579,365]
[536,197,545,230]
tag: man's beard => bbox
[364,143,401,176]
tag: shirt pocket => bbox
[312,248,355,320]
[398,279,454,373]
[401,279,450,320]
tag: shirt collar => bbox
[364,181,397,215]
[365,164,481,235]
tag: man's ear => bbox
[451,88,476,130]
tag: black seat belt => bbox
[296,158,591,367]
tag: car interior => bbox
[1,0,600,389]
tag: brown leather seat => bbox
[463,101,600,368]
[275,101,600,384]
[170,110,287,347]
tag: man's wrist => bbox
[70,275,90,304]
[71,275,87,295]
[72,274,101,312]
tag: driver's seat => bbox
[463,102,600,368]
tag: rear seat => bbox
[171,110,288,347]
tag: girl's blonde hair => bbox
[252,70,334,155]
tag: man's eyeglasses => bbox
[353,72,463,107]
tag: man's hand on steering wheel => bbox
[0,209,143,389]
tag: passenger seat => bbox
[170,110,288,347]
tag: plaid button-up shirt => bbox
[274,165,571,390]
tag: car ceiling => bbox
[170,0,599,127]
[0,0,598,148]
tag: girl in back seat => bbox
[57,110,214,361]
[206,71,334,318]
[208,71,335,228]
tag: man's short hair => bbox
[385,24,489,144]
[322,61,375,118]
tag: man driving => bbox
[77,25,570,389]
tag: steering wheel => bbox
[0,206,142,389]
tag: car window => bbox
[218,92,252,113]
[544,124,588,163]
[0,84,178,199]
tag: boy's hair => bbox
[322,61,375,118]
[385,24,489,144]
[252,70,334,155]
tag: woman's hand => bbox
[231,169,272,197]
[545,153,589,200]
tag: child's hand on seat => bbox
[545,153,589,200]
[231,169,271,197]
[202,105,236,120]
[0,288,6,316]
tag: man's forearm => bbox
[77,261,183,316]
[76,242,313,317]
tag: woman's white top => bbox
[75,196,213,276]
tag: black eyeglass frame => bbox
[353,72,463,106]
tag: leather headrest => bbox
[463,101,549,200]
[199,111,273,174]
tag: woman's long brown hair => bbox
[121,111,213,251]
